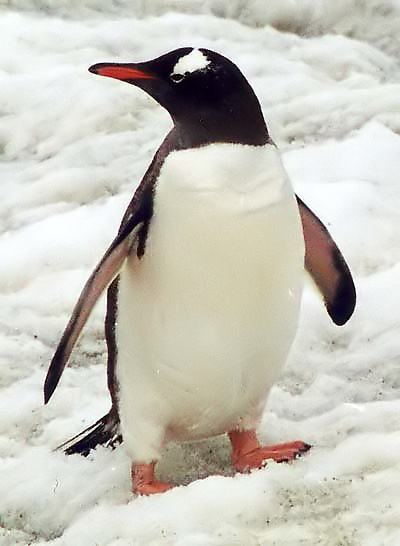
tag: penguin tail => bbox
[57,406,122,456]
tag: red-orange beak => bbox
[89,63,156,82]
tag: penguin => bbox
[44,47,356,495]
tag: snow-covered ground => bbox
[1,1,400,544]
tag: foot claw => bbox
[298,442,312,454]
[135,480,174,496]
[229,431,311,473]
[131,461,174,495]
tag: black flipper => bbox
[44,232,135,404]
[43,131,178,406]
[45,132,180,454]
[297,196,356,325]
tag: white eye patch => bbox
[172,49,211,76]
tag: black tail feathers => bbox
[57,406,122,456]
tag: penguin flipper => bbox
[44,132,174,407]
[296,196,356,325]
[44,226,139,404]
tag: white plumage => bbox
[116,142,304,463]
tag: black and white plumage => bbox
[44,48,355,492]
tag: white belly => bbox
[116,143,304,463]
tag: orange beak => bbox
[89,63,156,82]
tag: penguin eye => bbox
[170,72,185,84]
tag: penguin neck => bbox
[171,104,270,148]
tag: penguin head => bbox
[89,48,268,146]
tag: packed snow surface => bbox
[1,1,400,544]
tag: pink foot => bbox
[229,429,311,473]
[131,462,174,495]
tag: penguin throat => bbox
[173,111,270,148]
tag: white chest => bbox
[140,143,303,315]
[116,143,304,458]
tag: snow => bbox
[1,1,400,544]
[172,49,210,75]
